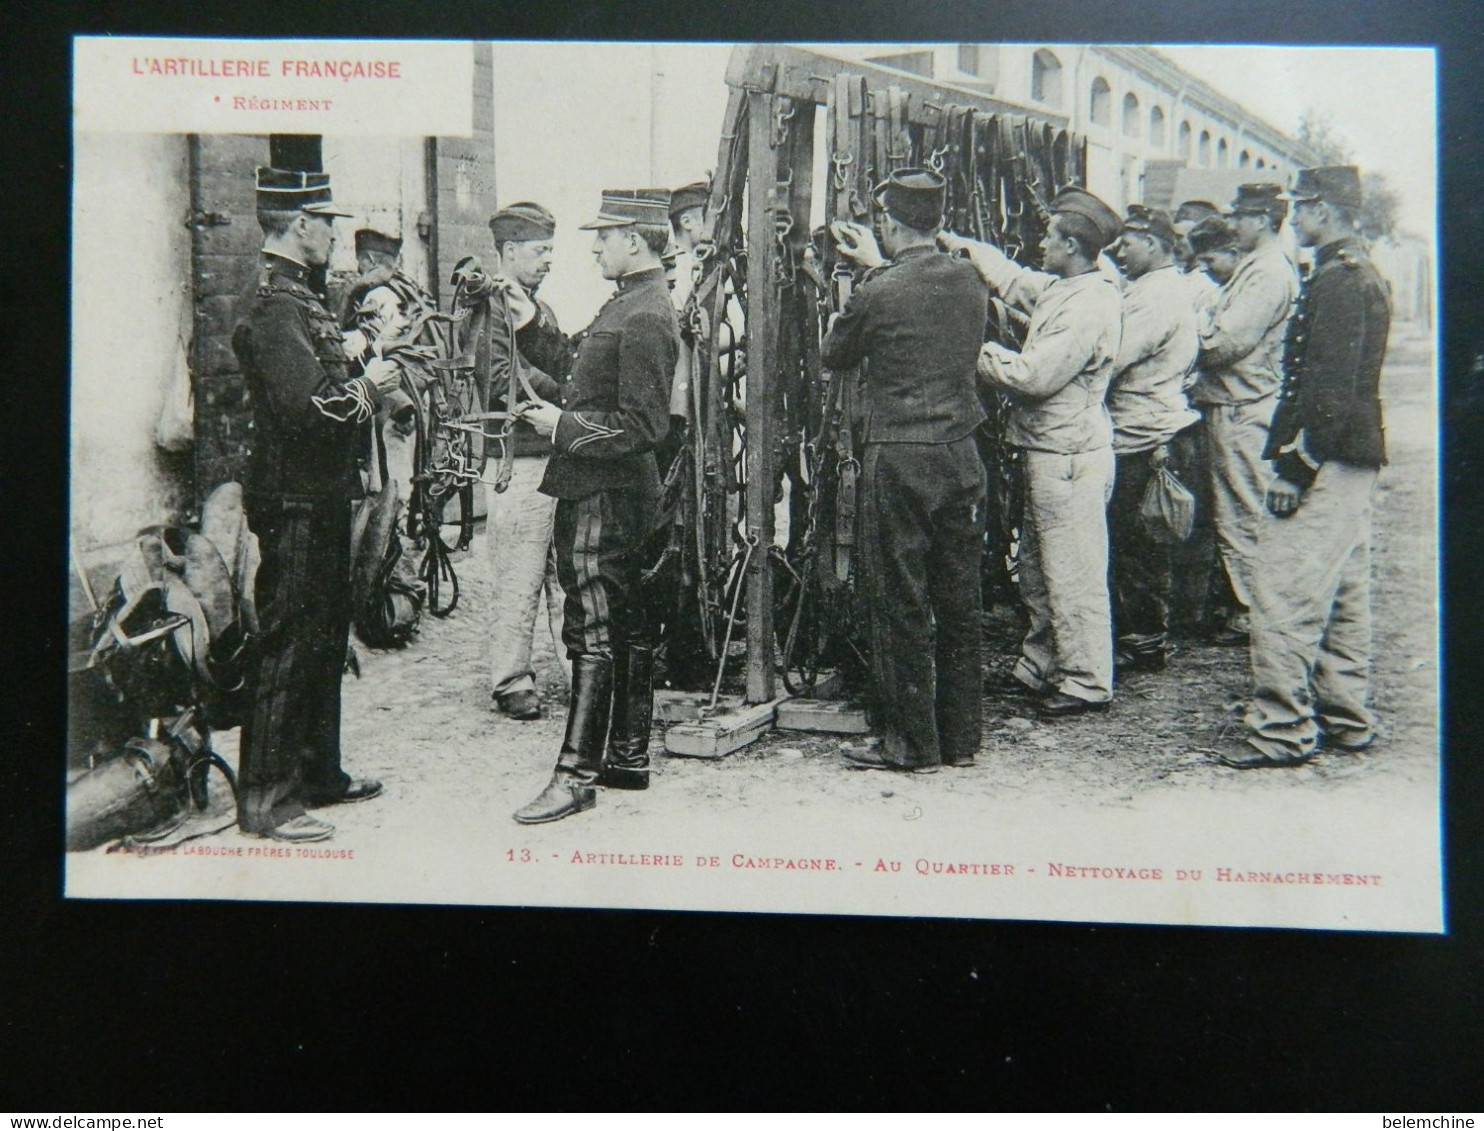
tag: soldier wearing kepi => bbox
[1187,215,1243,288]
[232,168,402,842]
[1191,183,1300,647]
[942,187,1125,717]
[1172,200,1222,315]
[1170,213,1245,638]
[1107,205,1200,672]
[467,202,573,722]
[669,180,712,260]
[822,169,989,772]
[1216,166,1391,768]
[512,189,680,823]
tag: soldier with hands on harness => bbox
[512,189,680,824]
[942,187,1125,718]
[231,168,401,843]
[822,169,990,773]
[459,202,573,722]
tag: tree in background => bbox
[1297,109,1403,241]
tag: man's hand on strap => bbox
[516,398,561,438]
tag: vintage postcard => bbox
[66,38,1441,931]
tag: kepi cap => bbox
[1122,204,1177,245]
[580,189,672,230]
[255,167,353,217]
[1284,166,1363,212]
[1186,215,1240,256]
[668,181,710,219]
[1049,186,1122,248]
[873,167,947,231]
[1173,199,1221,226]
[1230,182,1288,221]
[354,228,402,257]
[489,201,557,244]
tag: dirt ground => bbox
[120,330,1440,903]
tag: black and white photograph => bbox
[65,38,1441,931]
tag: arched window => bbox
[1255,156,1266,169]
[1239,149,1252,168]
[1198,129,1212,166]
[1177,120,1192,160]
[1122,92,1141,137]
[1089,77,1112,126]
[1217,138,1229,167]
[1031,49,1063,107]
[1149,105,1167,148]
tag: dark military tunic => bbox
[539,267,679,659]
[1265,235,1390,483]
[232,253,385,832]
[821,245,990,768]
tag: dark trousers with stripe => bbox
[860,436,987,768]
[554,486,655,661]
[239,496,354,832]
[1108,448,1174,659]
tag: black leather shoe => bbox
[1038,692,1109,718]
[248,813,335,843]
[842,746,939,774]
[513,775,597,824]
[1210,739,1311,769]
[1115,648,1166,674]
[987,670,1047,699]
[1324,729,1376,753]
[304,779,383,807]
[496,689,542,720]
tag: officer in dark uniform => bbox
[1215,166,1392,768]
[821,169,990,772]
[232,168,402,842]
[512,189,680,823]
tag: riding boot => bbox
[512,654,612,824]
[600,644,655,790]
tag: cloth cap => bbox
[872,167,947,230]
[1122,204,1177,245]
[354,228,402,257]
[1230,182,1288,221]
[579,189,673,230]
[1173,199,1221,225]
[254,167,353,217]
[489,201,557,245]
[1187,215,1240,256]
[668,181,710,219]
[1049,186,1122,248]
[1284,165,1363,211]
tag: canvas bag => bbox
[1139,462,1196,545]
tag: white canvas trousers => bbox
[1245,460,1379,759]
[485,456,570,699]
[1204,394,1276,612]
[1012,446,1116,703]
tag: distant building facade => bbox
[859,44,1316,214]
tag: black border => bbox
[6,0,1483,1111]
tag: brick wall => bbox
[188,133,270,504]
[431,42,496,303]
